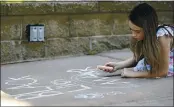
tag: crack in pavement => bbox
[96,54,125,61]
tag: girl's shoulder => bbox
[156,24,174,38]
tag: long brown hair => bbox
[129,3,162,75]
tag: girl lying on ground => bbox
[98,3,174,78]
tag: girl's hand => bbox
[105,62,117,67]
[97,62,120,73]
[105,62,120,72]
[97,65,114,73]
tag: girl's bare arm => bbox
[116,56,137,70]
[122,68,166,78]
[98,55,137,72]
[121,68,156,78]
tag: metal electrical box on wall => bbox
[26,24,45,42]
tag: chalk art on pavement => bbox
[5,76,91,100]
[67,67,139,88]
[4,66,139,100]
[74,91,126,99]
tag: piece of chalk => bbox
[97,65,113,71]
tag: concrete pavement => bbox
[1,49,173,106]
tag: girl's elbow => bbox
[160,71,168,77]
[156,71,168,77]
[149,71,168,78]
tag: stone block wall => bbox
[1,1,174,64]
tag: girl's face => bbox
[129,20,144,41]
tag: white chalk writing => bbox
[67,67,99,78]
[68,67,139,88]
[74,91,126,99]
[5,75,39,89]
[5,76,91,100]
